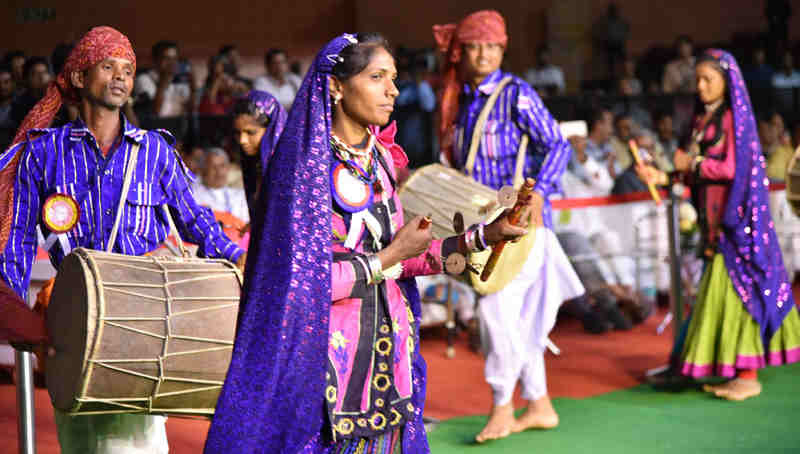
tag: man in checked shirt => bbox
[0,26,245,454]
[433,11,585,443]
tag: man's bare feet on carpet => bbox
[475,401,515,443]
[511,395,559,433]
[703,378,762,401]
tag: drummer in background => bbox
[433,10,584,443]
[0,26,245,453]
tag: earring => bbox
[333,94,341,106]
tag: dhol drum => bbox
[787,146,800,217]
[398,164,536,295]
[46,248,242,416]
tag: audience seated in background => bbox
[524,45,565,97]
[253,48,302,109]
[654,110,678,165]
[218,44,251,86]
[772,50,800,89]
[760,112,795,181]
[611,78,653,130]
[744,47,774,94]
[180,144,207,176]
[565,109,615,197]
[198,55,240,115]
[392,50,436,168]
[192,148,250,224]
[0,65,15,131]
[9,56,52,128]
[609,114,671,194]
[617,56,642,96]
[134,40,195,118]
[2,51,26,96]
[662,35,696,93]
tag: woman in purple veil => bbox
[638,49,800,401]
[204,33,529,453]
[231,90,287,217]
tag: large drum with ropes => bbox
[398,164,535,295]
[45,248,242,416]
[787,147,800,217]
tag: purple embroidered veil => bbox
[707,49,792,347]
[247,89,288,170]
[205,34,429,454]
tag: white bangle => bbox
[477,224,488,250]
[366,254,384,284]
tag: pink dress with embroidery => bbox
[326,140,456,442]
[687,108,736,252]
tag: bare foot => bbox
[702,381,729,393]
[512,395,559,433]
[475,401,515,443]
[712,378,762,401]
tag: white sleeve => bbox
[134,73,157,99]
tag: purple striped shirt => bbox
[453,70,572,227]
[0,115,243,300]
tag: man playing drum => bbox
[0,26,245,453]
[433,10,584,442]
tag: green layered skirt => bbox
[680,254,800,378]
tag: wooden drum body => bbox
[46,248,242,416]
[398,164,535,295]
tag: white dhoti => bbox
[479,227,584,405]
[55,411,169,454]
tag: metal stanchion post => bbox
[14,348,36,454]
[646,180,685,380]
[666,183,684,343]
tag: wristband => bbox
[476,223,488,250]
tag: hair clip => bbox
[326,54,345,65]
[343,34,358,44]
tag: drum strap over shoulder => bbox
[463,76,530,189]
[106,143,188,256]
[107,144,140,252]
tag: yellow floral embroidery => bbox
[330,331,350,350]
[375,398,384,407]
[379,324,390,334]
[378,363,389,372]
[357,418,368,427]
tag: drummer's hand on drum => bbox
[235,252,247,274]
[379,216,433,268]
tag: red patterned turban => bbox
[0,26,136,251]
[433,10,507,164]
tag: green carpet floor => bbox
[427,362,800,453]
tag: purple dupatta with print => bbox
[205,34,429,454]
[708,49,792,347]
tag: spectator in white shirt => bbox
[524,45,565,97]
[192,148,250,224]
[253,48,302,109]
[772,50,800,89]
[134,40,195,117]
